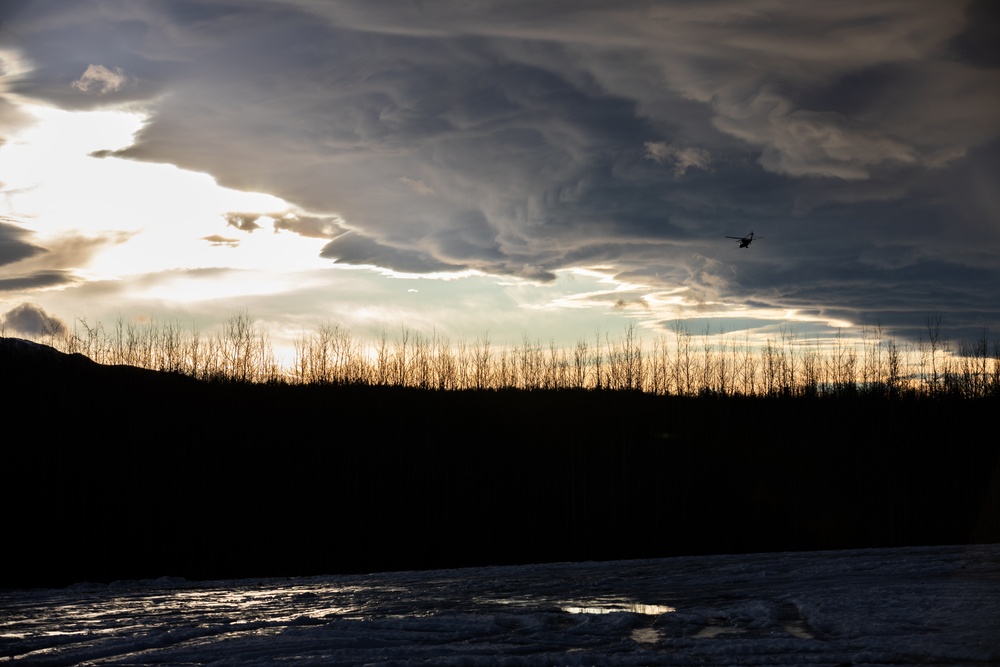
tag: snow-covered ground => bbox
[2,544,998,666]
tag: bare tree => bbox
[671,321,693,396]
[573,338,590,389]
[926,314,942,394]
[375,328,390,386]
[593,329,604,390]
[648,335,671,395]
[472,333,492,389]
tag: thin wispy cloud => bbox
[644,141,712,177]
[72,64,129,95]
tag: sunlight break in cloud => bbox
[72,64,129,94]
[0,103,330,296]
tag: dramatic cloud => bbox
[320,231,465,275]
[0,0,998,347]
[0,220,82,293]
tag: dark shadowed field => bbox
[3,337,998,589]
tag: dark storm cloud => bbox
[948,0,1000,68]
[0,221,90,293]
[0,218,129,291]
[0,219,44,266]
[2,302,68,336]
[3,0,999,342]
[0,270,75,292]
[0,1,189,110]
[321,231,464,275]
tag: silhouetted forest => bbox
[17,312,1000,397]
[3,336,998,589]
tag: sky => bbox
[2,0,999,359]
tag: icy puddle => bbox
[2,544,998,665]
[560,601,677,615]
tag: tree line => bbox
[6,311,999,398]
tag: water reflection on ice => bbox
[561,602,676,615]
[2,544,999,665]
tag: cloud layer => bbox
[1,0,999,344]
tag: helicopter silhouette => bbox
[725,231,760,248]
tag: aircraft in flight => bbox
[726,231,759,248]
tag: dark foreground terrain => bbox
[3,337,998,588]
